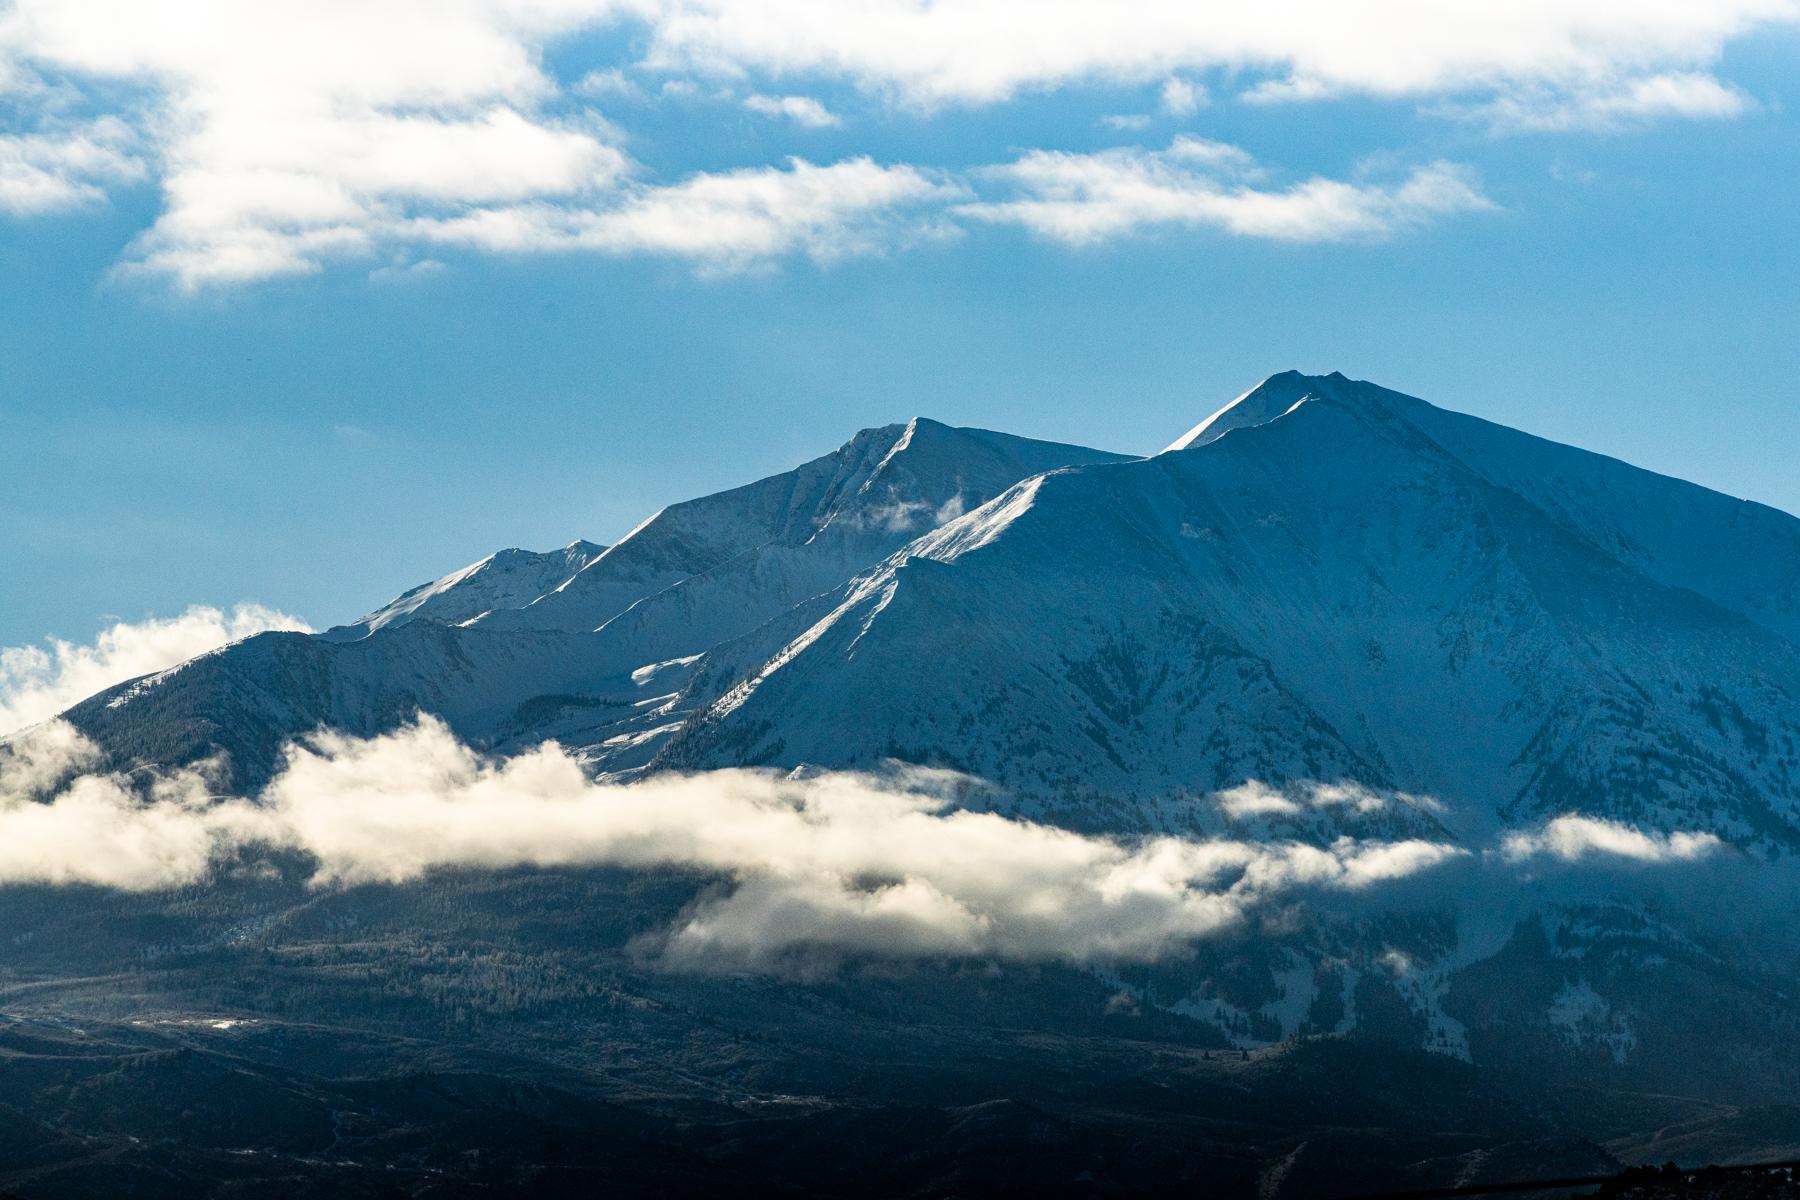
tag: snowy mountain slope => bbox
[41,372,1800,846]
[60,621,655,790]
[475,418,1130,637]
[57,419,1127,786]
[652,377,1800,844]
[1163,369,1319,451]
[1207,372,1800,645]
[25,370,1800,1091]
[327,540,607,640]
[580,418,1135,667]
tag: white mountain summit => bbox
[56,373,1800,851]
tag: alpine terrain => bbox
[7,373,1800,1197]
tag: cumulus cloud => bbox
[962,136,1494,245]
[1499,815,1723,864]
[409,155,960,272]
[0,0,1782,285]
[0,716,1467,970]
[1454,72,1757,133]
[628,1,1791,108]
[0,604,312,737]
[1160,77,1205,117]
[0,0,637,287]
[0,721,269,889]
[744,93,841,127]
[0,116,144,214]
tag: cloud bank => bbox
[0,0,1784,286]
[0,713,1735,973]
[0,716,1469,969]
[0,604,312,737]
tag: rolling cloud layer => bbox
[0,708,1734,973]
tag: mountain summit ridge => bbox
[46,371,1800,852]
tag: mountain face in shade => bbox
[51,374,1800,849]
[26,370,1800,1112]
[327,540,608,640]
[657,373,1800,846]
[61,418,1134,788]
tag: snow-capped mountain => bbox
[54,373,1800,850]
[472,418,1130,640]
[327,540,607,640]
[658,372,1800,846]
[62,418,1131,788]
[31,370,1800,1092]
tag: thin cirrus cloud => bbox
[1451,72,1757,133]
[0,0,1787,286]
[0,116,144,214]
[743,93,842,127]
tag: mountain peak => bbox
[1163,370,1357,453]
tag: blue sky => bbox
[3,3,1799,649]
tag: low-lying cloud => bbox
[0,715,1736,972]
[0,604,312,737]
[2,716,1469,970]
[1498,815,1723,864]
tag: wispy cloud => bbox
[744,93,841,128]
[0,605,311,736]
[1160,77,1205,117]
[629,1,1791,108]
[0,116,143,214]
[961,136,1493,245]
[1451,72,1757,133]
[409,156,961,273]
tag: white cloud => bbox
[1456,72,1756,133]
[1160,77,1205,117]
[574,67,646,101]
[1,0,629,287]
[0,116,143,214]
[1217,781,1301,819]
[962,136,1493,245]
[0,716,1467,970]
[411,155,960,272]
[628,1,1793,108]
[0,1,1778,284]
[1499,815,1723,864]
[744,93,841,127]
[0,604,312,736]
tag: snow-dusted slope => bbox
[582,418,1135,666]
[329,541,606,639]
[475,418,1131,637]
[1163,369,1321,451]
[47,373,1800,846]
[62,419,1129,787]
[656,376,1800,844]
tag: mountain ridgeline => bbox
[64,373,1800,849]
[16,373,1800,1196]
